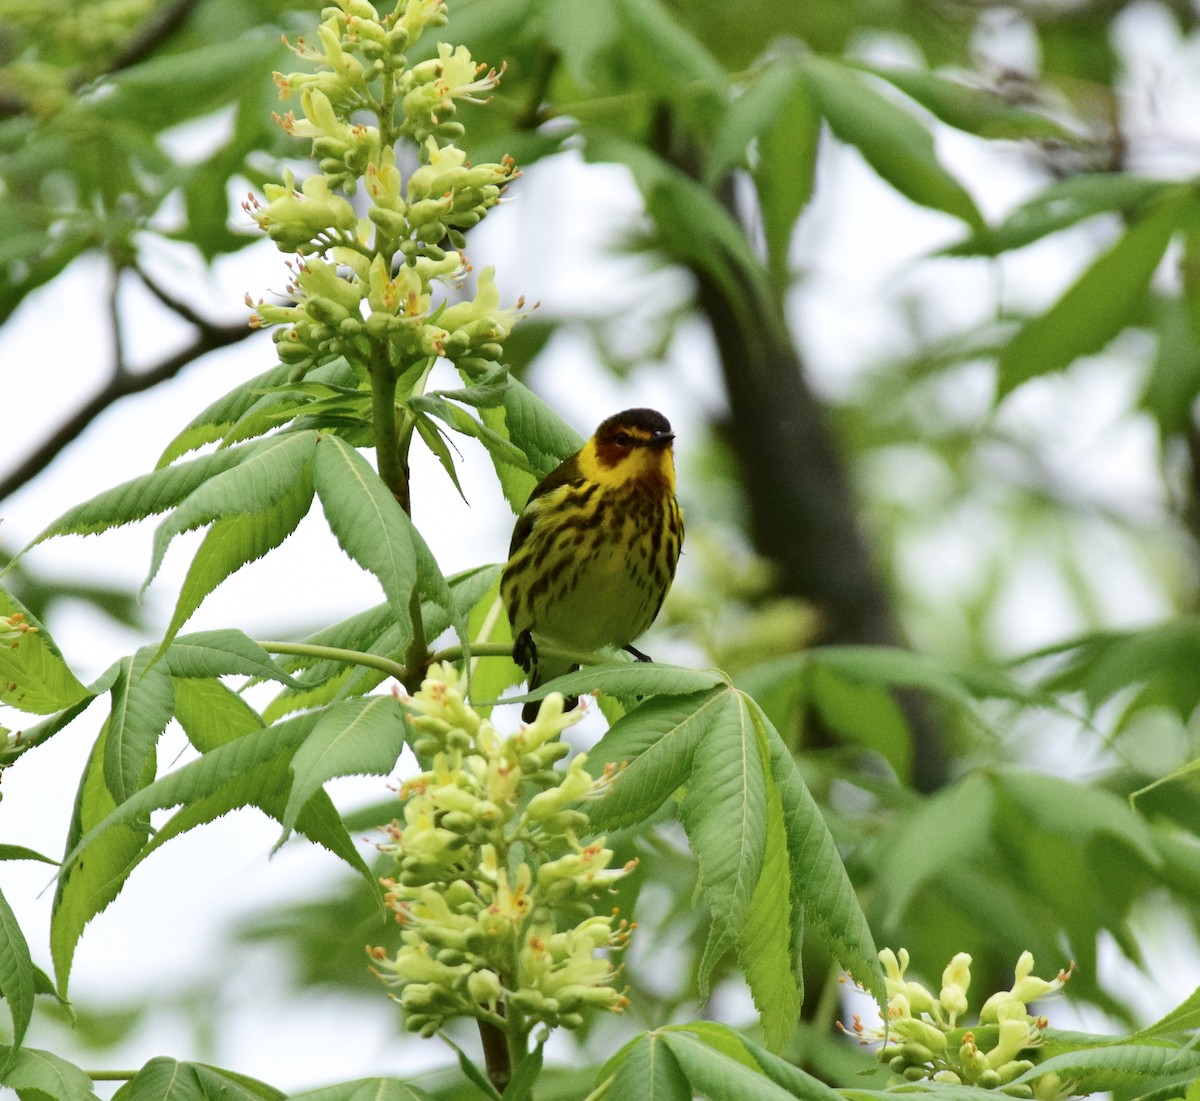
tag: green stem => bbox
[85,1071,139,1081]
[401,586,428,695]
[368,352,409,513]
[258,640,408,681]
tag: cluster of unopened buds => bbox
[1,612,37,647]
[370,664,636,1036]
[242,0,524,376]
[846,948,1075,1098]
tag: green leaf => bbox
[312,434,419,639]
[52,724,153,997]
[31,440,264,543]
[660,1030,800,1100]
[1128,985,1200,1040]
[172,677,264,752]
[162,630,299,687]
[53,710,376,995]
[799,56,982,228]
[145,429,318,591]
[764,707,884,1008]
[998,186,1196,396]
[1007,1042,1200,1094]
[103,648,175,804]
[0,887,34,1067]
[281,694,407,835]
[736,760,801,1053]
[156,363,299,466]
[0,1045,98,1101]
[157,464,316,649]
[516,662,725,707]
[602,1032,689,1101]
[587,690,722,830]
[862,64,1079,141]
[756,64,820,289]
[611,0,727,135]
[707,56,804,182]
[738,1036,844,1101]
[682,689,767,994]
[499,379,583,480]
[112,1057,284,1101]
[289,1080,435,1101]
[943,173,1172,257]
[0,846,57,865]
[0,588,90,716]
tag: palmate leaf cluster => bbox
[4,0,1200,1099]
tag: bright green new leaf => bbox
[280,694,407,835]
[998,186,1196,396]
[0,588,89,716]
[1007,1042,1200,1094]
[52,724,154,996]
[1127,984,1200,1040]
[0,887,35,1068]
[799,56,982,228]
[172,677,264,753]
[103,647,175,805]
[313,434,420,641]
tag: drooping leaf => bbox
[31,439,267,544]
[659,1029,802,1101]
[601,1031,689,1101]
[0,887,35,1068]
[172,676,264,753]
[145,429,318,591]
[763,703,884,1008]
[735,759,802,1053]
[156,464,316,649]
[280,694,408,835]
[103,647,175,805]
[799,56,982,228]
[998,186,1195,396]
[52,724,154,996]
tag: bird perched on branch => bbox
[501,408,684,721]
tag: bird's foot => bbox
[513,629,537,673]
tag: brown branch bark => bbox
[0,322,254,503]
[655,120,949,792]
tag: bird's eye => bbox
[613,431,633,447]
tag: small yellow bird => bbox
[501,408,684,720]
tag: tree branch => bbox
[0,322,254,503]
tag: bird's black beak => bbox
[649,430,675,449]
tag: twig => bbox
[0,322,254,503]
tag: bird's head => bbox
[579,408,676,490]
